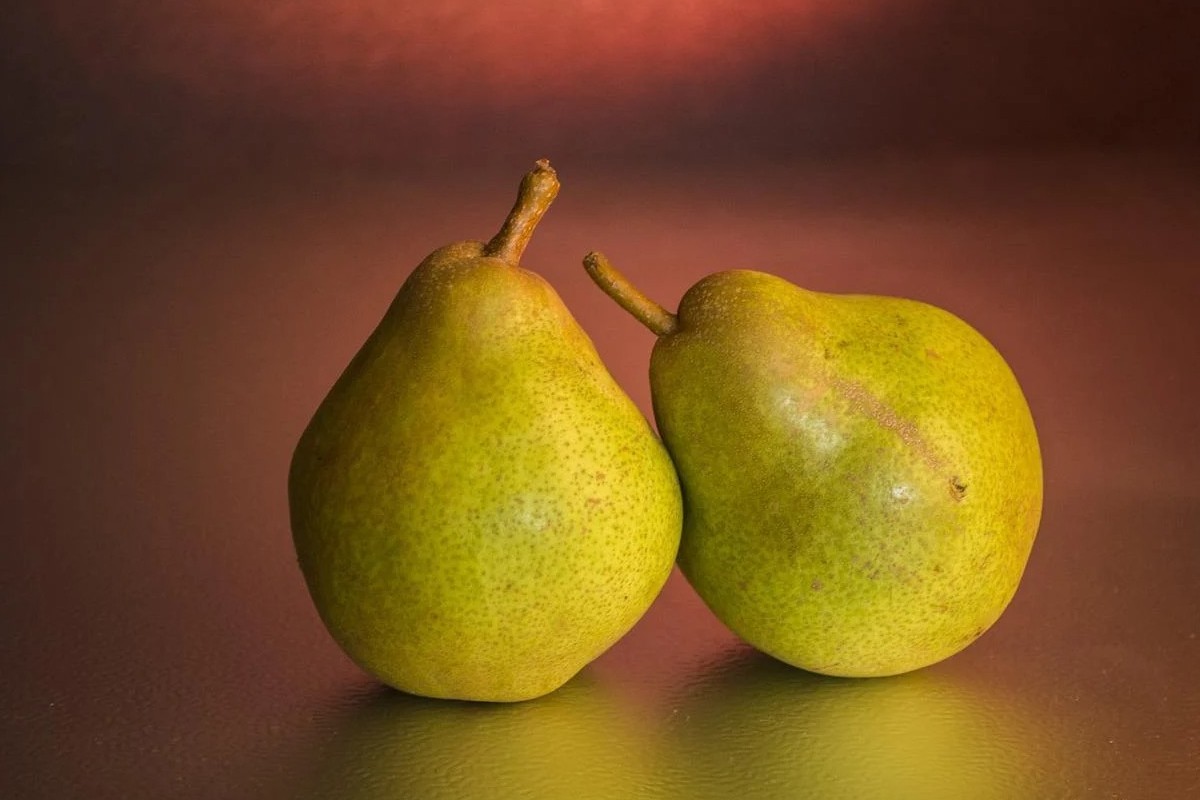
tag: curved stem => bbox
[583,252,679,337]
[483,159,560,266]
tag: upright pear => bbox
[584,251,1042,677]
[288,163,681,702]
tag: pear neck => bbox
[583,252,679,337]
[483,160,560,267]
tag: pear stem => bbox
[483,159,560,266]
[583,251,679,337]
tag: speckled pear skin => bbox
[651,270,1042,677]
[289,185,681,703]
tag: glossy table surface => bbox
[1,153,1198,798]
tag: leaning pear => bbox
[584,251,1041,677]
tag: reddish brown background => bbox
[4,0,1200,174]
[2,2,1198,798]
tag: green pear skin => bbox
[584,254,1042,678]
[288,164,681,702]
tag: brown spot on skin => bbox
[959,626,986,645]
[855,557,881,580]
[738,580,748,591]
[811,579,824,591]
[925,348,942,360]
[949,477,967,501]
[585,497,601,507]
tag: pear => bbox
[288,163,681,702]
[583,251,1042,677]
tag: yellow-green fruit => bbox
[584,255,1041,677]
[289,164,681,702]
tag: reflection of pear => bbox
[669,647,1074,800]
[304,677,657,800]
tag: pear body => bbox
[651,270,1041,677]
[289,242,681,701]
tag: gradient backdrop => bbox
[5,0,1200,173]
[2,2,1198,798]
